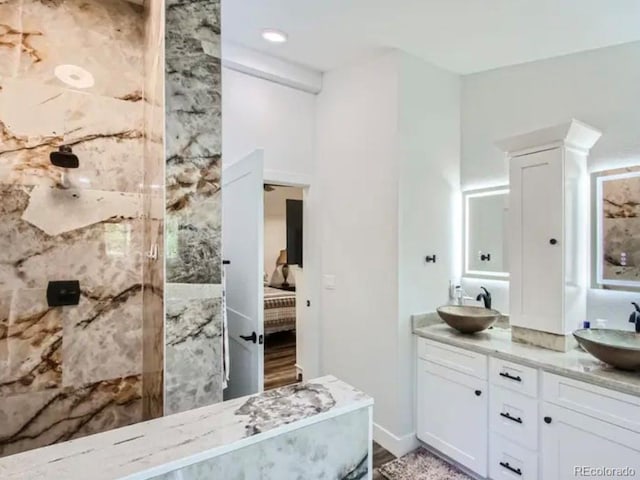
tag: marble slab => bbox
[0,376,373,480]
[153,408,370,480]
[0,375,142,458]
[165,0,222,285]
[164,292,222,414]
[413,319,640,397]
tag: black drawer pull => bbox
[499,372,522,382]
[500,461,522,476]
[500,412,523,424]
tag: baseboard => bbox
[373,423,420,458]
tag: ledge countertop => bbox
[413,313,640,397]
[0,376,373,480]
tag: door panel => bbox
[510,148,564,333]
[541,402,640,480]
[222,151,264,400]
[417,359,488,477]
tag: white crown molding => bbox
[222,42,323,94]
[495,119,602,157]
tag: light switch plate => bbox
[323,274,336,290]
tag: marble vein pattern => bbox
[165,0,222,284]
[165,295,222,414]
[0,80,144,193]
[0,375,142,458]
[236,382,338,435]
[0,376,373,480]
[413,320,640,397]
[155,408,370,480]
[0,0,152,457]
[601,166,640,284]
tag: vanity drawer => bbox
[542,372,640,433]
[490,385,539,450]
[490,357,538,398]
[490,432,538,480]
[417,337,487,379]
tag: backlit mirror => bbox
[594,166,640,290]
[464,187,510,278]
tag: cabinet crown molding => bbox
[495,119,602,156]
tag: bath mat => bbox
[377,448,472,480]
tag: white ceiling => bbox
[222,0,640,74]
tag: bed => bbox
[264,286,296,335]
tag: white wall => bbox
[263,186,303,277]
[222,61,323,380]
[461,41,640,328]
[397,54,461,436]
[316,51,401,443]
[222,67,316,177]
[316,50,461,454]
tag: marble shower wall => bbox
[0,0,159,457]
[164,0,223,414]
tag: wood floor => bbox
[264,331,299,391]
[373,442,396,479]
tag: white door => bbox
[416,359,488,477]
[510,148,564,333]
[541,403,640,479]
[222,150,264,400]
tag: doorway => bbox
[262,184,304,390]
[222,151,312,401]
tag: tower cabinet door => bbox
[509,148,564,333]
[416,359,488,477]
[541,403,640,480]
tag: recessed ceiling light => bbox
[262,29,288,44]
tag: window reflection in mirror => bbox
[464,187,509,279]
[595,167,640,290]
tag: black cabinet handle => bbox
[549,238,558,245]
[500,412,523,424]
[499,372,522,382]
[500,462,522,476]
[474,390,482,396]
[544,416,552,424]
[425,255,437,263]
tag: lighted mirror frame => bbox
[595,169,640,289]
[463,186,510,280]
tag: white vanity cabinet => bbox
[541,373,640,479]
[416,336,640,480]
[416,338,488,477]
[497,120,601,336]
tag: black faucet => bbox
[476,287,492,310]
[629,302,640,333]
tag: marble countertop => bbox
[0,376,373,480]
[413,313,640,397]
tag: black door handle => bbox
[499,372,522,382]
[499,462,522,476]
[240,332,258,343]
[500,412,523,424]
